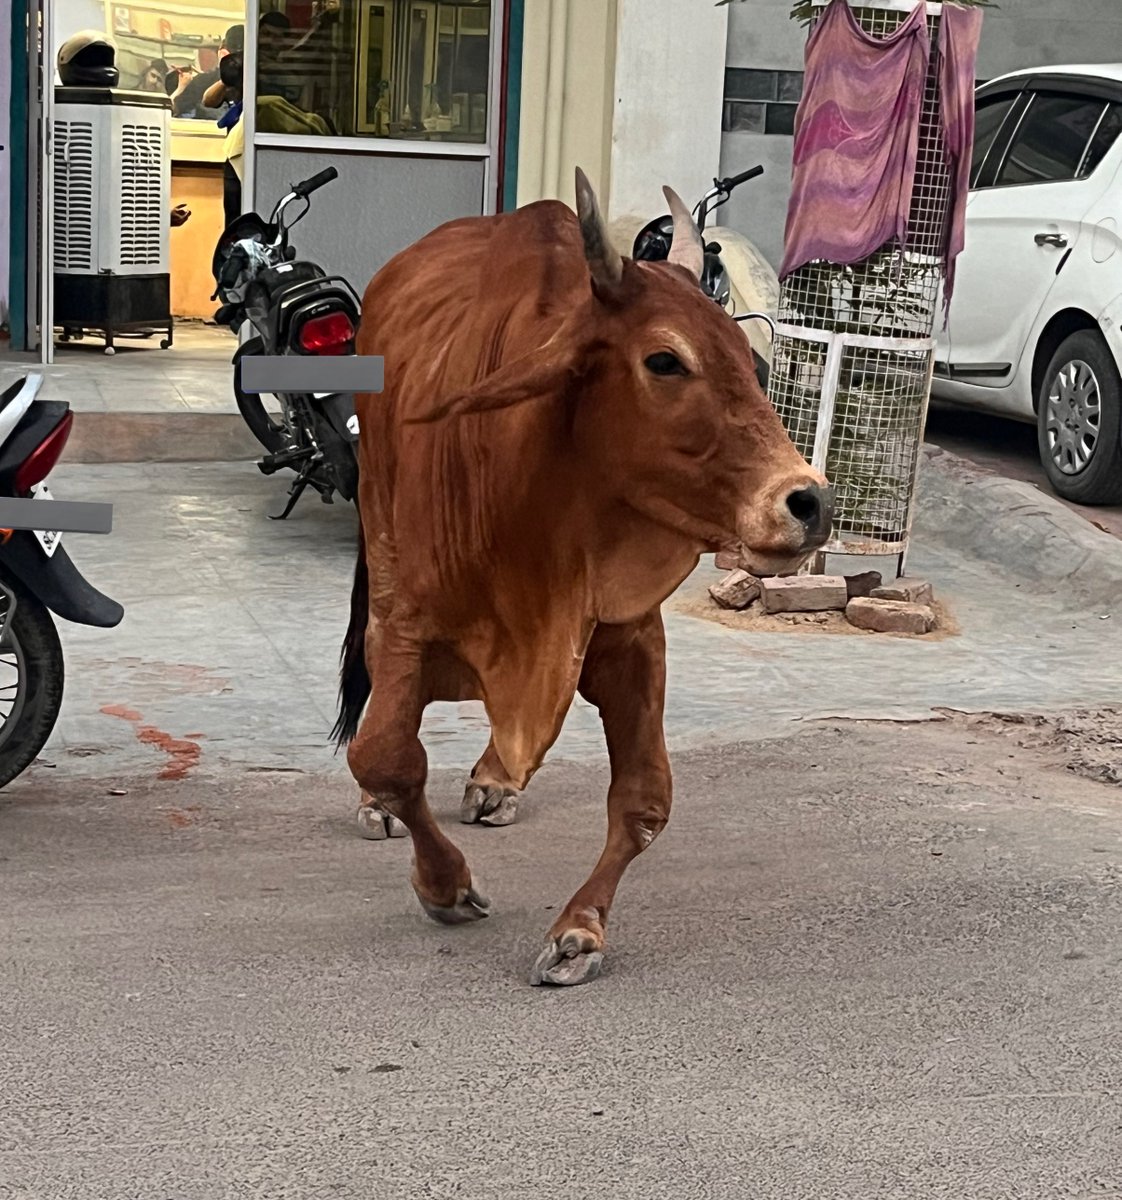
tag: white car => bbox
[933,64,1122,505]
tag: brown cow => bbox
[335,168,831,986]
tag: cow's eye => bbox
[644,351,689,377]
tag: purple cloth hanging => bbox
[779,0,930,281]
[938,4,984,320]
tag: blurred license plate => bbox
[30,483,62,557]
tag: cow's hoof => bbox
[530,938,605,987]
[460,783,520,827]
[356,804,408,840]
[417,884,491,925]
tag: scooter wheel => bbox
[0,577,65,790]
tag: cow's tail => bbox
[331,517,372,749]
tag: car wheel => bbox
[1036,330,1122,505]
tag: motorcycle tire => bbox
[0,576,65,790]
[233,337,293,456]
[311,412,360,503]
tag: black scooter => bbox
[0,375,123,789]
[213,167,362,520]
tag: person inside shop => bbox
[202,53,245,227]
[257,6,338,131]
[172,24,243,120]
[138,57,169,92]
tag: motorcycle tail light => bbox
[14,411,74,493]
[298,311,355,356]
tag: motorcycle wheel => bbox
[233,337,293,455]
[0,576,65,790]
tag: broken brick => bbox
[708,569,761,610]
[715,550,741,572]
[759,574,848,614]
[846,597,936,635]
[871,577,934,606]
[845,571,882,599]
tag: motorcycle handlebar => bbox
[718,165,764,192]
[292,167,338,198]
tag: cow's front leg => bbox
[461,739,522,826]
[531,612,670,986]
[348,624,489,924]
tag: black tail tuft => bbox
[331,521,372,749]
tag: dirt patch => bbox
[945,709,1122,788]
[669,590,959,641]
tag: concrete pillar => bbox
[607,0,729,222]
[516,0,728,218]
[516,0,617,208]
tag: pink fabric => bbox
[937,3,984,320]
[779,0,930,280]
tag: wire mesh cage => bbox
[771,0,954,572]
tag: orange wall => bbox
[170,163,225,319]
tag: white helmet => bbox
[58,29,119,88]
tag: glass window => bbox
[969,93,1016,189]
[777,71,804,103]
[722,101,765,134]
[254,0,493,143]
[724,69,777,102]
[996,93,1107,187]
[56,0,245,138]
[1079,102,1122,178]
[765,103,797,136]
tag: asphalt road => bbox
[926,402,1122,541]
[3,719,1121,1199]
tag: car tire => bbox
[1036,330,1122,506]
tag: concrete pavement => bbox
[17,458,1122,783]
[2,457,1121,1197]
[2,723,1121,1197]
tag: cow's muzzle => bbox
[784,481,834,551]
[735,476,835,576]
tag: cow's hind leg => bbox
[461,739,522,827]
[531,612,670,986]
[356,792,408,840]
[348,625,489,924]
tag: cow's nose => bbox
[784,483,834,544]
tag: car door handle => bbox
[1035,232,1068,248]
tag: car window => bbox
[1079,102,1122,178]
[996,93,1108,186]
[970,93,1017,189]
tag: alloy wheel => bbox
[1044,358,1101,476]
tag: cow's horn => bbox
[663,186,704,283]
[575,166,623,296]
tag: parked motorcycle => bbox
[633,164,776,390]
[212,166,362,520]
[0,374,123,789]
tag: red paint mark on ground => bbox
[165,809,192,829]
[100,704,142,722]
[136,726,201,781]
[100,704,201,780]
[183,733,207,740]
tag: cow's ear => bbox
[574,166,624,302]
[406,341,580,424]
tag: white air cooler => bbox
[52,88,172,344]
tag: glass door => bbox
[25,0,54,362]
